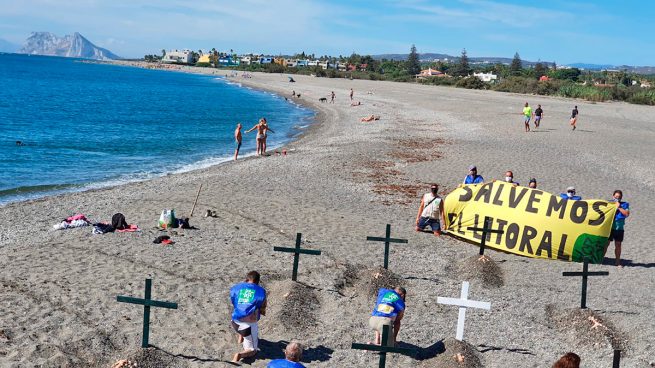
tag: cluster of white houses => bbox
[161,49,366,71]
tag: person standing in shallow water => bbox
[234,123,242,161]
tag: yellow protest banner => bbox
[443,181,617,263]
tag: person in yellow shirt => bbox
[522,102,532,132]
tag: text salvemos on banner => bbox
[443,181,617,263]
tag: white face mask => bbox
[505,176,513,182]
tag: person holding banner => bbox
[463,165,484,184]
[605,190,630,267]
[559,186,582,200]
[416,184,445,236]
[528,178,538,189]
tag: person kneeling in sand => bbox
[360,115,380,122]
[415,184,444,236]
[369,287,406,346]
[267,341,306,367]
[230,271,268,363]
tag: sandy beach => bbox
[1,64,654,367]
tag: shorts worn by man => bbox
[369,287,406,346]
[230,271,268,363]
[605,190,630,267]
[416,184,444,236]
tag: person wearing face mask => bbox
[559,186,582,200]
[528,178,537,189]
[604,190,630,267]
[463,165,484,184]
[502,170,519,186]
[415,184,445,236]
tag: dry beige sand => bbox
[1,65,654,368]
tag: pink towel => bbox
[117,224,140,233]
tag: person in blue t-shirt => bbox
[463,165,484,185]
[267,342,306,368]
[604,190,630,267]
[559,186,582,200]
[230,271,268,363]
[368,287,406,346]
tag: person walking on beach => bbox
[534,104,544,128]
[330,91,335,103]
[604,190,630,267]
[234,123,243,161]
[522,102,532,132]
[463,165,484,184]
[267,342,306,368]
[416,184,444,236]
[559,186,582,200]
[230,271,267,363]
[350,88,354,101]
[246,118,274,156]
[570,106,579,131]
[369,287,406,346]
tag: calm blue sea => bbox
[0,54,313,205]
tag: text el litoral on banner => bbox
[443,181,617,263]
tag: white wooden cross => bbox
[437,281,491,341]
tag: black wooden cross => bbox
[613,349,621,368]
[366,224,408,269]
[467,216,504,256]
[273,232,321,281]
[351,325,416,368]
[117,279,178,348]
[562,256,609,309]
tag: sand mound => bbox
[334,264,405,298]
[456,255,504,288]
[545,305,628,352]
[115,348,190,368]
[420,338,483,368]
[267,280,321,334]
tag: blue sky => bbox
[0,0,652,65]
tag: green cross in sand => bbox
[351,325,416,368]
[117,279,178,348]
[273,232,321,281]
[467,216,504,256]
[367,224,408,269]
[562,256,609,309]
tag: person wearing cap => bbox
[416,184,445,236]
[604,190,630,267]
[502,170,519,186]
[463,165,484,184]
[559,186,582,200]
[369,287,406,346]
[528,178,537,189]
[267,341,306,367]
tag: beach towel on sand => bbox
[53,214,91,230]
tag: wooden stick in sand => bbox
[190,183,203,217]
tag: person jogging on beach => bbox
[230,271,267,363]
[604,190,630,267]
[522,102,532,132]
[570,106,579,131]
[331,91,335,103]
[534,104,544,128]
[369,287,406,346]
[246,118,274,156]
[415,184,444,236]
[234,123,243,161]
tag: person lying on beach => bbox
[360,115,380,122]
[230,271,267,363]
[369,287,406,346]
[246,118,274,156]
[351,101,361,106]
